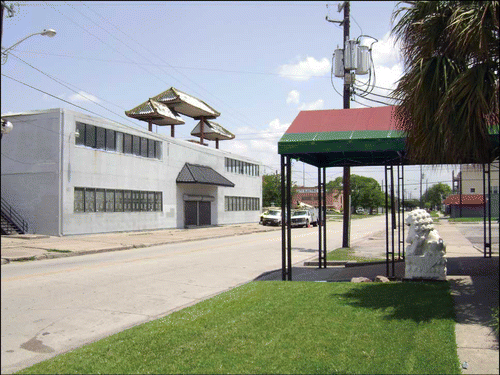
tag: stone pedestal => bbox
[405,254,447,280]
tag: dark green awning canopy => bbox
[278,106,499,167]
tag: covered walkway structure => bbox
[278,106,499,281]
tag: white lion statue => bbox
[405,209,446,280]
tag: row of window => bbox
[225,158,259,176]
[225,196,260,211]
[75,122,162,159]
[74,187,162,213]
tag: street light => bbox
[1,28,56,64]
[1,118,14,140]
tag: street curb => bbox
[1,227,281,264]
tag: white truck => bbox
[291,202,319,228]
[260,208,283,226]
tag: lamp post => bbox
[1,28,56,64]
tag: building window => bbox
[105,190,115,212]
[148,138,155,158]
[123,190,132,211]
[155,192,162,211]
[74,187,162,213]
[123,133,132,154]
[75,122,85,146]
[147,192,154,211]
[225,196,260,211]
[84,188,95,212]
[116,132,123,153]
[85,124,96,148]
[141,137,148,158]
[74,187,84,212]
[132,191,141,211]
[224,157,259,177]
[140,191,147,211]
[115,190,124,212]
[96,127,106,150]
[133,136,141,156]
[95,189,105,212]
[155,141,162,159]
[75,122,160,160]
[470,188,476,193]
[106,129,116,151]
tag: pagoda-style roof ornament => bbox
[125,99,185,134]
[191,119,235,149]
[152,87,220,119]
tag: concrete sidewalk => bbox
[0,223,281,264]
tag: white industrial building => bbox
[1,107,262,236]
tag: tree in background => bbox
[391,1,499,164]
[262,173,297,208]
[422,182,452,211]
[327,175,384,213]
[403,198,421,211]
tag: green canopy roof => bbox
[278,106,499,167]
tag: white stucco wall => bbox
[2,108,262,235]
[1,109,62,235]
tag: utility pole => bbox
[341,1,351,248]
[326,1,351,248]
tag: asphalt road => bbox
[1,216,386,373]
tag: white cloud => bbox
[286,90,300,105]
[222,118,290,172]
[371,32,401,66]
[298,99,324,111]
[278,56,330,81]
[68,91,101,104]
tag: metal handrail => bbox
[1,197,28,233]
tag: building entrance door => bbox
[184,201,211,227]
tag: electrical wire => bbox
[8,52,139,127]
[11,49,334,80]
[78,1,259,130]
[1,73,148,131]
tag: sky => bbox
[1,1,460,200]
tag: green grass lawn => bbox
[326,247,385,263]
[448,217,499,222]
[19,281,460,374]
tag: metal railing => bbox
[1,197,28,234]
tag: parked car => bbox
[356,207,365,214]
[260,209,283,226]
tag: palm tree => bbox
[391,1,499,164]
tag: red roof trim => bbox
[285,106,397,134]
[443,194,485,205]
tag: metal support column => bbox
[322,167,327,265]
[483,163,492,258]
[384,165,396,277]
[397,163,405,260]
[317,167,326,268]
[281,155,287,280]
[390,165,396,277]
[401,164,405,259]
[286,157,292,279]
[385,166,389,276]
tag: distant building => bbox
[292,186,343,211]
[1,108,262,236]
[445,160,499,218]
